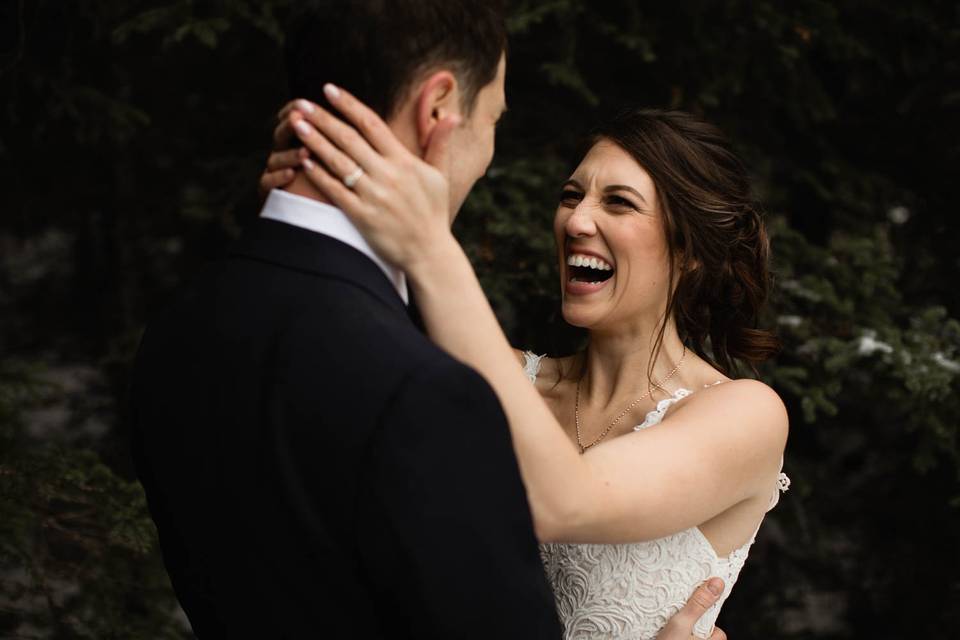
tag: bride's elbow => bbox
[530,497,590,543]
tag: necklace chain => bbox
[575,346,687,454]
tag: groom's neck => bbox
[283,173,335,206]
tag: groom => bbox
[131,1,726,638]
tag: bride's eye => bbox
[559,190,583,206]
[605,195,635,209]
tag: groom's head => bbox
[284,0,508,218]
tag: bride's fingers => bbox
[267,148,309,172]
[259,167,296,195]
[291,115,386,194]
[276,99,312,123]
[273,99,314,148]
[321,83,408,158]
[294,106,388,178]
[292,117,368,188]
[273,117,295,149]
[300,156,373,230]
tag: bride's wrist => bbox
[404,232,465,281]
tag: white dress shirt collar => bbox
[259,189,408,305]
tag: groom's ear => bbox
[414,70,461,154]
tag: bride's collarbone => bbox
[539,372,712,425]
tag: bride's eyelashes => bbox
[559,189,583,206]
[604,195,637,210]
[558,189,638,212]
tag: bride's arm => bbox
[401,240,591,539]
[407,243,786,544]
[288,86,788,544]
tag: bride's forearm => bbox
[407,241,590,538]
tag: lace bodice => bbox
[523,352,789,639]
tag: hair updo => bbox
[589,108,780,376]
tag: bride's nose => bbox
[565,201,598,238]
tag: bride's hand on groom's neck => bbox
[258,100,313,202]
[277,85,460,274]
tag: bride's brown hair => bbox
[589,108,780,377]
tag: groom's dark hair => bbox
[284,0,507,119]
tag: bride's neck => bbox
[580,322,686,407]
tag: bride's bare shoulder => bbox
[710,378,786,416]
[686,377,789,448]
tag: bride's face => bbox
[553,139,672,331]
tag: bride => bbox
[262,88,790,639]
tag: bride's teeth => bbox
[567,254,614,271]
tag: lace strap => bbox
[634,387,693,430]
[522,351,545,384]
[632,380,725,431]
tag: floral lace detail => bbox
[539,526,756,639]
[521,352,789,639]
[523,351,547,384]
[634,388,693,431]
[777,472,791,493]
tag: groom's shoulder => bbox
[273,286,501,436]
[263,272,458,373]
[143,246,464,393]
[285,286,453,373]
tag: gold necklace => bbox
[575,346,687,454]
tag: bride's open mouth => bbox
[565,252,615,295]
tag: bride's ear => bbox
[414,70,461,154]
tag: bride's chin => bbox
[560,304,599,329]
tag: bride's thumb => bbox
[424,114,461,170]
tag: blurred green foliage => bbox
[1,0,958,637]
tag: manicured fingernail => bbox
[706,578,723,596]
[297,99,315,113]
[295,120,312,136]
[302,157,315,170]
[323,83,340,100]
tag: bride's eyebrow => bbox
[604,184,647,205]
[561,179,584,191]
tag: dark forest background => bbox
[1,1,959,638]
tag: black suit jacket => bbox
[131,217,561,638]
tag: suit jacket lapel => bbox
[230,217,410,320]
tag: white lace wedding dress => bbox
[523,352,790,639]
